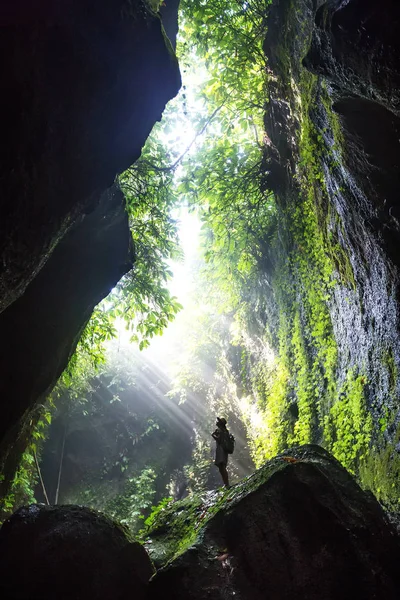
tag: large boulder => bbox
[0,504,153,600]
[146,446,400,599]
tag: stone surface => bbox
[147,446,400,600]
[259,0,400,469]
[0,0,181,493]
[303,0,400,264]
[0,504,153,600]
[0,185,133,495]
[0,0,180,313]
[305,0,400,115]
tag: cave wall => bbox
[0,0,181,496]
[304,0,400,263]
[240,0,400,495]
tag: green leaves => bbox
[105,467,157,532]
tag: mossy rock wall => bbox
[239,0,400,505]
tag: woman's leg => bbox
[218,463,230,488]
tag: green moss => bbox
[239,0,384,492]
[139,495,204,565]
[244,67,343,462]
[320,82,345,151]
[323,371,372,474]
[328,238,356,289]
[250,360,291,467]
[359,426,400,510]
[291,309,314,444]
[141,453,296,567]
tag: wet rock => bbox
[304,0,400,265]
[260,0,400,456]
[147,446,400,600]
[0,504,153,600]
[305,0,400,115]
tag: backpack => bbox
[222,430,235,454]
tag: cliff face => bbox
[0,0,180,494]
[304,0,400,261]
[241,0,400,495]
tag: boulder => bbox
[0,504,153,600]
[146,446,400,599]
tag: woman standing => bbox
[212,417,231,488]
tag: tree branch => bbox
[33,449,50,505]
[138,103,225,174]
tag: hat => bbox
[217,417,227,426]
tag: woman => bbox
[212,417,230,488]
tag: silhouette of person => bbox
[212,417,230,488]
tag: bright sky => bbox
[112,207,202,379]
[168,208,201,303]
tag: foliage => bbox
[114,134,184,349]
[178,0,274,315]
[324,372,372,474]
[105,467,157,532]
[181,0,270,114]
[359,425,400,511]
[141,496,174,533]
[0,451,37,515]
[0,404,52,520]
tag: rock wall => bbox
[304,0,400,262]
[240,0,400,489]
[0,0,181,494]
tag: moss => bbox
[291,309,315,444]
[141,452,298,567]
[244,59,343,464]
[244,0,388,494]
[359,426,400,510]
[323,371,372,474]
[320,81,345,151]
[139,495,205,565]
[250,360,291,467]
[328,237,356,289]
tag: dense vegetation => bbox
[2,0,400,524]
